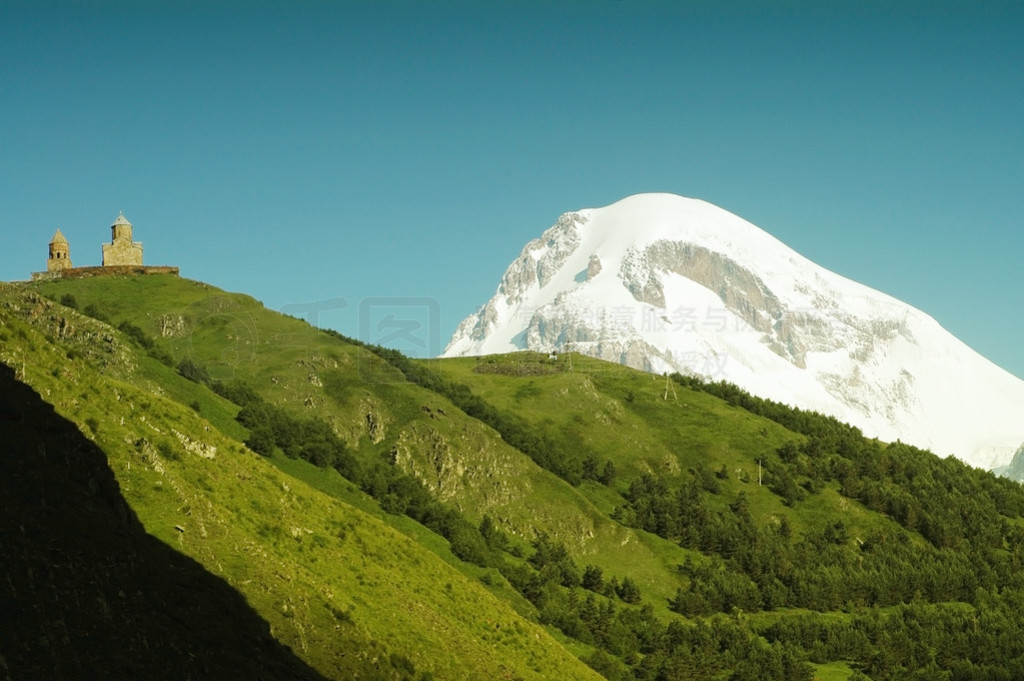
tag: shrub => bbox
[157,439,182,461]
[177,358,211,384]
[118,321,153,349]
[82,304,109,323]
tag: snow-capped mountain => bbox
[445,193,1024,471]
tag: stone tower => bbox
[46,229,73,272]
[101,213,143,266]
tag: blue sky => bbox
[3,0,1023,377]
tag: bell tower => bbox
[111,213,133,241]
[46,229,73,272]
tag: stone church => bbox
[33,213,177,280]
[101,213,144,266]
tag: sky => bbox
[2,0,1023,377]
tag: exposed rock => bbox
[173,429,217,459]
[158,314,190,338]
[365,410,385,443]
[618,248,665,308]
[389,423,525,508]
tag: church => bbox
[33,214,178,280]
[101,213,144,266]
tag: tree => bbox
[244,426,275,456]
[177,358,211,384]
[599,460,617,486]
[582,565,605,592]
[479,515,508,551]
[529,533,580,587]
[617,576,642,604]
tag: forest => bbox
[221,334,1024,680]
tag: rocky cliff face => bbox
[991,443,1024,482]
[445,193,1024,470]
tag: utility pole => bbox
[663,373,677,400]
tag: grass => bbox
[19,274,998,680]
[811,660,857,681]
[4,281,605,681]
[31,276,700,611]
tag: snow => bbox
[445,193,1024,470]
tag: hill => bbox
[6,274,1024,680]
[1,278,603,681]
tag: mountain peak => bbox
[446,194,1024,470]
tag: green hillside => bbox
[6,274,1024,681]
[1,279,603,681]
[27,275,692,611]
[0,360,328,681]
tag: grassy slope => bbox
[0,361,329,681]
[433,353,894,551]
[20,275,971,678]
[1,281,602,681]
[31,275,696,609]
[26,277,906,602]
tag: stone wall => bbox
[31,266,179,281]
[101,240,144,266]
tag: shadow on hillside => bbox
[0,363,329,681]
